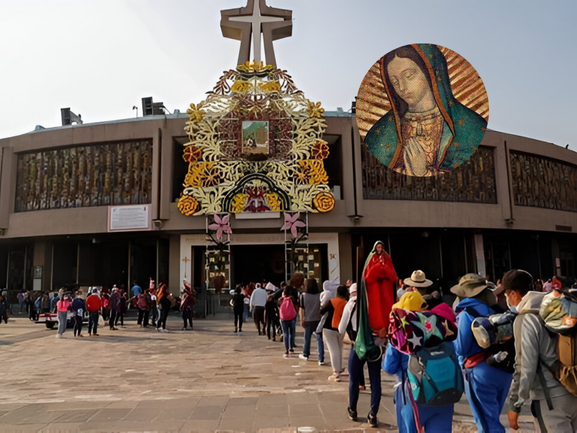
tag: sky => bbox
[0,0,576,148]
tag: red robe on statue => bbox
[363,248,397,335]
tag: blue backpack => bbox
[407,341,464,406]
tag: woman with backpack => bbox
[279,286,297,358]
[320,285,349,382]
[383,291,456,432]
[136,290,151,327]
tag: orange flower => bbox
[312,141,330,160]
[313,192,335,213]
[299,160,328,185]
[183,146,202,163]
[178,195,199,216]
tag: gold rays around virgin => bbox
[356,45,489,141]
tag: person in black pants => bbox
[109,287,119,330]
[265,293,280,341]
[231,286,245,333]
[156,283,171,332]
[71,291,85,337]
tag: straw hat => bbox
[450,273,490,298]
[404,270,433,288]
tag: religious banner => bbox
[357,44,489,177]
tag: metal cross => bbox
[221,0,292,67]
[182,256,190,279]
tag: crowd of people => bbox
[2,278,196,338]
[231,241,577,432]
[2,248,577,432]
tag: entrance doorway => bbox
[231,245,285,288]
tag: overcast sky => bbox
[1,0,576,148]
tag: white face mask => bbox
[507,300,518,314]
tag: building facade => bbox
[0,112,576,301]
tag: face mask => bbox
[507,300,518,314]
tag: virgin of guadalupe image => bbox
[364,44,488,177]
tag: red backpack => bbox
[279,297,296,321]
[137,294,148,310]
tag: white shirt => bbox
[338,295,357,335]
[249,288,267,310]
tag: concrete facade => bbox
[0,113,576,296]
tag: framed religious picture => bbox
[357,44,489,177]
[242,120,269,155]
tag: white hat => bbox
[348,283,357,294]
[404,270,433,288]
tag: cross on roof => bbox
[221,0,292,67]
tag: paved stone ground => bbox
[0,312,536,432]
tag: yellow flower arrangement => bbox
[265,193,281,211]
[306,101,325,118]
[231,193,248,213]
[299,160,328,185]
[313,192,335,213]
[259,81,281,93]
[178,195,199,216]
[237,61,274,73]
[231,80,253,94]
[187,162,221,188]
[186,103,205,123]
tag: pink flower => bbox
[425,321,433,331]
[281,212,306,238]
[208,214,232,240]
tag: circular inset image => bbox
[357,43,489,177]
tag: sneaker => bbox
[318,361,325,366]
[283,352,289,358]
[328,374,340,382]
[289,348,294,353]
[368,413,378,428]
[299,354,309,361]
[93,333,99,336]
[347,407,357,421]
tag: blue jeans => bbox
[290,318,296,348]
[281,319,294,352]
[303,321,324,362]
[348,348,381,416]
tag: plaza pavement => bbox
[0,312,536,432]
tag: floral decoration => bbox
[313,192,335,213]
[281,212,306,238]
[177,195,199,216]
[177,62,335,215]
[208,214,232,240]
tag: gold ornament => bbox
[178,195,199,216]
[313,192,335,213]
